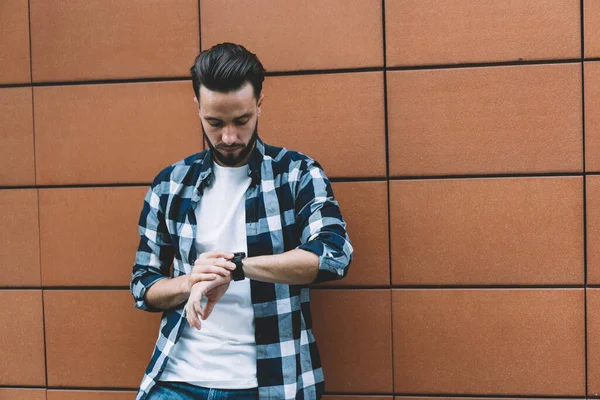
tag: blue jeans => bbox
[148,381,258,400]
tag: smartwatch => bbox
[231,252,246,281]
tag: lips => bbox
[218,145,243,152]
[219,147,241,153]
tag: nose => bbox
[221,125,237,145]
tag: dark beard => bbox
[202,122,258,167]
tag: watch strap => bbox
[231,252,246,281]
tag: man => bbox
[131,42,353,400]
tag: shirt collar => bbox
[195,136,265,196]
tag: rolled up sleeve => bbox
[295,161,353,283]
[130,178,174,312]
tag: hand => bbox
[185,274,231,330]
[184,250,236,293]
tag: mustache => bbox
[216,143,245,149]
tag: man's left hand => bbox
[184,274,231,330]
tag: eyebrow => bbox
[203,112,253,121]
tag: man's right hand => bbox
[183,250,236,293]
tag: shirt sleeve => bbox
[130,176,175,312]
[295,160,354,283]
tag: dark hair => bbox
[190,43,266,100]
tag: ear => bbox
[193,96,199,107]
[257,92,264,115]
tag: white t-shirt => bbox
[160,162,257,388]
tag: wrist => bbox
[179,275,192,296]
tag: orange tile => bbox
[388,64,582,176]
[322,182,389,286]
[586,62,600,172]
[386,0,580,66]
[0,0,30,84]
[311,289,392,393]
[587,289,600,395]
[39,187,147,286]
[30,0,199,82]
[34,82,202,185]
[0,389,46,400]
[396,398,575,400]
[323,397,392,400]
[586,177,600,284]
[585,0,600,58]
[390,178,583,285]
[0,87,35,186]
[0,290,46,386]
[0,190,41,286]
[392,289,585,395]
[44,290,161,387]
[261,72,386,178]
[201,0,382,71]
[47,390,136,400]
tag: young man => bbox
[131,43,353,400]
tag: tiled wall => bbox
[0,1,598,399]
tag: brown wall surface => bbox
[0,0,597,398]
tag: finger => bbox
[199,265,231,276]
[213,258,236,271]
[199,250,235,260]
[185,302,193,327]
[191,263,232,275]
[189,308,200,330]
[187,299,201,330]
[192,272,220,281]
[194,300,205,329]
[201,300,216,320]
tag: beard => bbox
[202,121,258,167]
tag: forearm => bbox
[144,275,190,311]
[243,249,319,285]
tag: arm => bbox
[243,249,319,285]
[243,160,353,285]
[145,251,236,311]
[130,180,174,312]
[130,174,234,312]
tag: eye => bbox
[207,120,223,128]
[234,118,249,126]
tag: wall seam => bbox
[380,0,396,393]
[581,0,589,395]
[4,56,600,92]
[27,0,49,390]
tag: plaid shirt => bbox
[131,137,353,400]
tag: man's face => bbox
[197,82,263,167]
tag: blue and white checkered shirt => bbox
[131,137,353,399]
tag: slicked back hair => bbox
[191,43,266,101]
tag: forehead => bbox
[199,82,256,116]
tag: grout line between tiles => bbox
[197,0,202,52]
[264,66,383,77]
[0,386,588,398]
[323,393,588,399]
[0,285,589,291]
[7,58,600,91]
[387,58,582,71]
[0,183,153,190]
[27,0,49,387]
[581,0,589,395]
[30,76,192,87]
[388,172,584,180]
[3,172,599,192]
[380,0,395,393]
